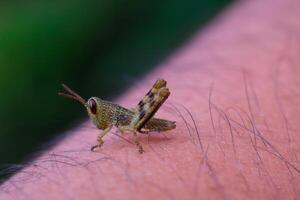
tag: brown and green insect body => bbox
[59,79,176,153]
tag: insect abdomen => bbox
[142,118,176,133]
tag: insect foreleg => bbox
[91,125,113,151]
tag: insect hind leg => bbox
[131,79,170,131]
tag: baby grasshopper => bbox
[58,79,176,153]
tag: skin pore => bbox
[1,0,300,199]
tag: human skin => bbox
[1,0,300,199]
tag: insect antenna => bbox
[58,83,86,105]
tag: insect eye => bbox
[88,99,97,114]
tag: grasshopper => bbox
[58,79,176,153]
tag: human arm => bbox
[1,0,300,199]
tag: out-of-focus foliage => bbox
[0,0,231,168]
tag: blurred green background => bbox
[0,0,231,176]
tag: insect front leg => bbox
[118,126,145,154]
[91,125,113,152]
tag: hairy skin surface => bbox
[1,0,300,199]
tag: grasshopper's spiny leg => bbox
[131,79,170,131]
